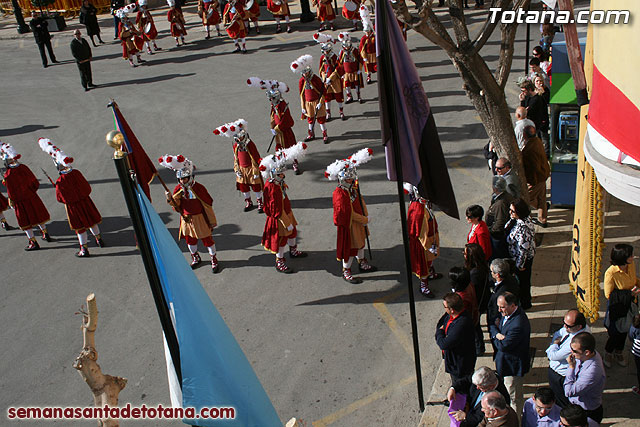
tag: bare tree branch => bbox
[392,1,458,56]
[494,22,518,89]
[448,0,471,47]
[471,0,511,55]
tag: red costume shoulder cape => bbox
[333,187,355,261]
[3,164,50,229]
[56,169,102,230]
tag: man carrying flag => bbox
[160,154,220,273]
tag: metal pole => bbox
[11,0,30,34]
[299,0,316,23]
[113,154,183,388]
[378,0,424,412]
[525,5,530,76]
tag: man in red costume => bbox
[39,138,104,257]
[0,191,15,231]
[223,0,248,53]
[358,9,377,84]
[136,0,161,54]
[213,119,264,212]
[312,0,335,31]
[291,54,329,144]
[160,155,220,273]
[1,142,51,251]
[167,0,187,46]
[118,11,144,66]
[326,149,376,283]
[405,183,442,298]
[259,142,307,273]
[337,33,364,104]
[267,0,291,33]
[239,0,260,34]
[314,34,345,121]
[198,0,222,39]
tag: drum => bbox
[207,7,215,19]
[342,0,357,19]
[144,22,152,34]
[245,0,254,9]
[267,0,281,13]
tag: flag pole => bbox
[112,152,183,387]
[378,0,425,411]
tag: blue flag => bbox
[135,184,281,427]
[375,0,459,219]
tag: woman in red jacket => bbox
[466,204,492,261]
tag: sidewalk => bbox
[419,194,640,426]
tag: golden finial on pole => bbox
[106,130,126,159]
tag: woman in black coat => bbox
[80,0,104,46]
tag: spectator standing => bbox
[466,204,492,261]
[111,0,125,39]
[559,404,599,427]
[29,12,58,68]
[534,74,551,105]
[522,387,561,427]
[514,106,536,150]
[521,126,550,227]
[486,176,513,260]
[603,243,640,367]
[435,292,477,385]
[70,29,96,92]
[464,243,490,329]
[532,46,552,77]
[564,332,606,423]
[489,292,531,415]
[448,367,511,427]
[545,309,589,408]
[505,198,535,309]
[519,80,550,154]
[487,259,520,340]
[629,314,640,396]
[495,158,521,200]
[79,0,104,46]
[528,58,550,88]
[450,267,483,356]
[478,391,519,427]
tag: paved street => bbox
[0,4,571,426]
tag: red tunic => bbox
[119,22,143,58]
[267,0,290,16]
[467,221,492,261]
[168,8,187,37]
[313,0,335,22]
[223,4,247,39]
[408,201,438,278]
[298,74,325,102]
[55,169,102,231]
[262,181,296,252]
[200,0,221,25]
[171,182,216,240]
[270,101,296,150]
[319,54,344,91]
[358,33,377,73]
[136,10,158,41]
[3,164,50,230]
[333,187,356,261]
[239,0,260,21]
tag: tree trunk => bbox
[73,294,127,427]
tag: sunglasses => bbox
[564,322,576,328]
[495,166,506,171]
[509,209,516,213]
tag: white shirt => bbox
[514,118,536,150]
[545,325,589,376]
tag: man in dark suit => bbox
[70,29,96,91]
[490,291,531,417]
[448,366,511,427]
[435,292,477,385]
[29,11,59,68]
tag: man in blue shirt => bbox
[545,309,589,408]
[564,332,606,423]
[522,387,561,427]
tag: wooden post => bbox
[73,294,127,427]
[558,0,589,105]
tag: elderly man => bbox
[486,176,513,260]
[436,292,477,386]
[490,292,531,415]
[70,29,96,92]
[487,259,520,336]
[546,309,589,408]
[522,387,561,427]
[494,158,521,199]
[448,366,510,427]
[514,106,535,150]
[564,332,606,423]
[479,391,519,427]
[522,126,550,227]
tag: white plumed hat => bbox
[259,141,308,179]
[212,119,248,138]
[38,137,74,167]
[0,142,21,161]
[290,54,313,73]
[246,77,289,93]
[158,154,194,179]
[312,32,335,44]
[325,148,373,180]
[360,5,373,32]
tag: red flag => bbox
[111,102,157,201]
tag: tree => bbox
[31,0,56,14]
[392,0,531,200]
